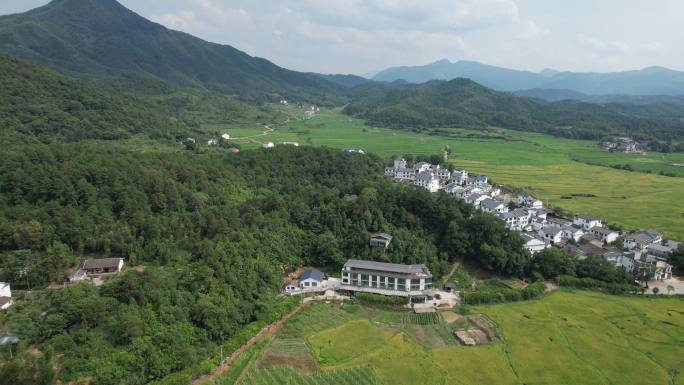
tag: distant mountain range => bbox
[373,59,684,96]
[343,78,684,150]
[0,0,344,103]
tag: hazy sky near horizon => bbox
[1,0,682,75]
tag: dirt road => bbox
[191,299,309,385]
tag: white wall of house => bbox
[300,278,321,288]
[0,283,10,298]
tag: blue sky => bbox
[1,0,681,75]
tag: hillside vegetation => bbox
[0,0,344,103]
[344,79,684,150]
[0,53,283,144]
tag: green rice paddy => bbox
[224,291,684,385]
[217,108,684,240]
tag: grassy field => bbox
[226,291,684,385]
[219,108,684,240]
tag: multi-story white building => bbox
[340,259,433,300]
[413,171,440,192]
[573,215,602,230]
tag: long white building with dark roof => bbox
[340,259,433,298]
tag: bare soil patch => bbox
[257,351,316,375]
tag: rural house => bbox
[413,171,440,192]
[370,233,393,250]
[70,258,124,282]
[0,282,12,310]
[480,198,508,214]
[340,259,433,299]
[522,233,547,254]
[591,226,619,244]
[625,229,662,251]
[573,215,603,230]
[299,268,325,288]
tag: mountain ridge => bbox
[0,0,345,103]
[372,59,684,96]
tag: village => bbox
[383,157,678,289]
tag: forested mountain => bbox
[0,0,344,103]
[0,53,283,144]
[344,78,684,149]
[316,73,373,88]
[0,144,531,384]
[372,59,684,96]
[515,88,684,105]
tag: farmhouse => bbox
[625,229,662,251]
[562,226,584,242]
[635,255,673,281]
[480,198,507,214]
[370,233,393,250]
[517,195,543,209]
[451,169,468,185]
[283,268,327,294]
[591,226,619,244]
[602,251,636,272]
[647,242,681,258]
[539,226,563,245]
[299,268,325,288]
[281,141,300,147]
[413,171,440,192]
[340,259,433,298]
[467,175,488,186]
[522,233,547,254]
[70,258,124,282]
[573,215,602,230]
[342,148,365,154]
[262,141,275,149]
[0,282,12,310]
[465,193,488,206]
[498,208,531,231]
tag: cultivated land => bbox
[222,291,684,385]
[221,108,684,240]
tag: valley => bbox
[225,108,684,240]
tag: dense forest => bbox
[0,142,536,384]
[0,54,283,145]
[344,79,684,151]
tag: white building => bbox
[591,226,619,244]
[340,259,433,299]
[283,268,326,294]
[207,138,218,146]
[467,175,488,186]
[625,229,662,251]
[562,226,585,242]
[480,198,508,214]
[221,133,231,140]
[522,234,547,254]
[517,195,543,209]
[539,226,563,245]
[413,172,440,193]
[281,141,300,147]
[451,169,468,185]
[262,142,275,149]
[0,283,11,310]
[465,193,489,206]
[573,215,602,230]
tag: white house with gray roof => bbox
[522,233,548,254]
[480,198,508,214]
[413,171,441,192]
[340,259,433,299]
[625,229,662,251]
[573,215,602,230]
[0,282,12,310]
[591,226,619,244]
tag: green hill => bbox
[0,53,282,143]
[344,78,684,149]
[0,0,344,103]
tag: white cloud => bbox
[518,20,550,40]
[579,34,630,54]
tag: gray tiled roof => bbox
[299,268,325,282]
[344,259,428,275]
[82,258,123,270]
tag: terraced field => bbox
[218,291,684,385]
